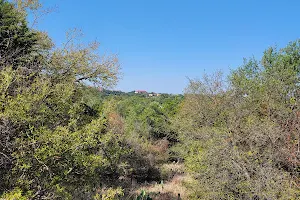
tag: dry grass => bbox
[132,174,188,199]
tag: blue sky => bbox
[35,0,299,94]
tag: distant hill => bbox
[92,87,182,97]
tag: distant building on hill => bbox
[148,92,161,97]
[135,90,147,94]
[98,87,103,92]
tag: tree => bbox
[176,41,300,199]
[0,0,49,70]
[0,1,125,199]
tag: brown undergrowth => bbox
[128,163,189,200]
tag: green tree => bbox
[0,0,50,69]
[176,41,300,199]
[0,1,125,199]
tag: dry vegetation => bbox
[0,0,300,199]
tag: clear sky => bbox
[35,0,299,94]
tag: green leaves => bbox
[176,40,300,199]
[0,1,125,198]
[0,0,44,69]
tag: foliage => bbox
[116,95,183,140]
[0,0,42,68]
[0,3,181,197]
[0,1,125,199]
[93,187,124,200]
[176,41,300,199]
[136,190,152,200]
[0,188,29,200]
[2,0,300,199]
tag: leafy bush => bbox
[176,41,300,199]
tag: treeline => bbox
[0,0,300,199]
[88,87,182,98]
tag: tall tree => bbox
[0,1,124,199]
[0,0,41,69]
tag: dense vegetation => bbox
[0,1,299,199]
